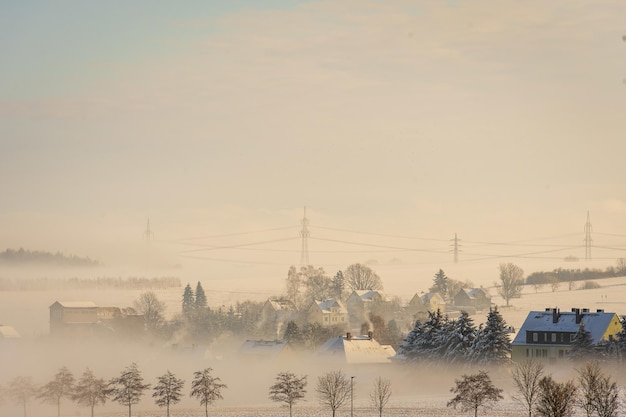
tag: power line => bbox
[311,225,451,242]
[177,237,300,254]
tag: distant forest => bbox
[526,260,626,285]
[0,248,100,267]
[0,276,181,291]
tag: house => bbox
[307,299,348,329]
[49,301,144,337]
[511,307,622,363]
[238,339,296,361]
[421,292,446,314]
[453,288,491,311]
[49,301,99,336]
[346,290,386,330]
[261,299,298,324]
[316,332,396,364]
[406,293,429,320]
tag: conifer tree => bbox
[182,283,195,318]
[469,307,511,365]
[569,322,595,362]
[443,311,477,364]
[195,282,207,310]
[430,269,450,300]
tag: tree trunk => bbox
[289,403,292,417]
[205,403,208,417]
[91,405,95,417]
[57,400,60,417]
[128,403,132,417]
[22,400,26,417]
[474,405,478,417]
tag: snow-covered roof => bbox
[266,299,296,311]
[50,301,98,308]
[317,334,396,364]
[0,325,21,339]
[512,309,619,345]
[239,340,293,358]
[422,292,444,303]
[314,299,347,314]
[353,290,384,301]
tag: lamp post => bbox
[351,376,355,417]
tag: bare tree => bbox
[447,370,503,417]
[37,366,75,417]
[316,370,351,417]
[344,263,383,291]
[535,376,577,417]
[109,363,151,417]
[268,371,307,417]
[153,370,185,417]
[134,291,166,333]
[190,368,227,417]
[72,368,110,417]
[512,359,545,417]
[577,362,620,417]
[370,376,392,417]
[8,376,37,417]
[495,263,524,306]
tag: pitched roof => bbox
[50,301,98,308]
[266,299,296,311]
[352,290,384,301]
[239,340,292,358]
[314,299,347,314]
[317,334,396,364]
[512,309,619,345]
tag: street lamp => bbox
[351,376,355,417]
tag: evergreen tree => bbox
[568,322,595,362]
[331,270,345,300]
[430,269,450,300]
[182,283,195,318]
[443,311,477,364]
[469,307,511,365]
[195,282,207,310]
[283,321,303,347]
[398,309,447,362]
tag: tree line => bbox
[0,276,181,291]
[526,259,626,286]
[0,248,99,267]
[1,363,226,417]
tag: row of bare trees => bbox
[449,360,621,417]
[268,370,392,417]
[0,364,226,417]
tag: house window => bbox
[324,317,328,322]
[544,333,547,342]
[561,334,565,343]
[551,333,557,342]
[533,332,538,342]
[570,334,575,342]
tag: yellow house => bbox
[511,307,622,364]
[307,299,348,328]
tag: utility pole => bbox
[451,233,461,263]
[351,376,355,417]
[299,207,310,266]
[144,218,154,243]
[584,211,592,261]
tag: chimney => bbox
[552,308,560,324]
[346,332,352,340]
[574,308,582,324]
[597,309,604,313]
[582,308,590,313]
[368,331,373,340]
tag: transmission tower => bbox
[299,207,310,266]
[144,218,154,243]
[451,233,461,263]
[584,211,592,261]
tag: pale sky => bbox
[1,1,626,297]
